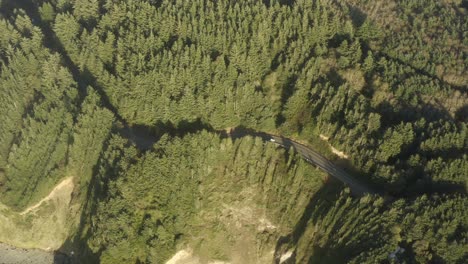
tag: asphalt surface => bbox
[122,126,377,196]
[268,135,376,196]
[227,129,377,197]
[0,130,375,264]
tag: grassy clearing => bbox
[184,164,325,263]
[0,176,77,251]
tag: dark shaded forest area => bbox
[0,0,466,263]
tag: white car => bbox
[270,138,276,142]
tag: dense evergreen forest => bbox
[0,0,466,263]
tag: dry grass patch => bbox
[0,177,77,251]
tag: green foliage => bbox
[73,0,99,24]
[296,194,396,263]
[39,2,55,23]
[0,1,466,263]
[378,123,414,162]
[81,132,323,263]
[0,15,78,209]
[397,195,468,263]
[69,89,114,191]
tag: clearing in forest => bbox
[20,177,74,215]
[0,176,76,250]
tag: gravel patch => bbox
[0,243,56,264]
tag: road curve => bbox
[123,125,378,196]
[271,135,376,196]
[227,129,377,197]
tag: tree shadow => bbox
[119,118,216,150]
[462,0,468,9]
[377,98,455,129]
[403,180,466,199]
[262,0,296,7]
[53,192,101,264]
[332,156,384,195]
[12,0,86,98]
[53,251,72,264]
[347,4,367,27]
[53,133,117,263]
[276,75,298,126]
[455,103,468,123]
[273,180,343,263]
[223,125,274,142]
[376,51,467,94]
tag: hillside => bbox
[0,0,466,263]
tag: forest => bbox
[0,0,466,263]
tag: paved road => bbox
[123,126,377,196]
[269,135,376,196]
[15,0,375,198]
[227,129,377,197]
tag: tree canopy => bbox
[0,0,466,263]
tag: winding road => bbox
[122,126,377,196]
[269,135,376,196]
[226,128,377,197]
